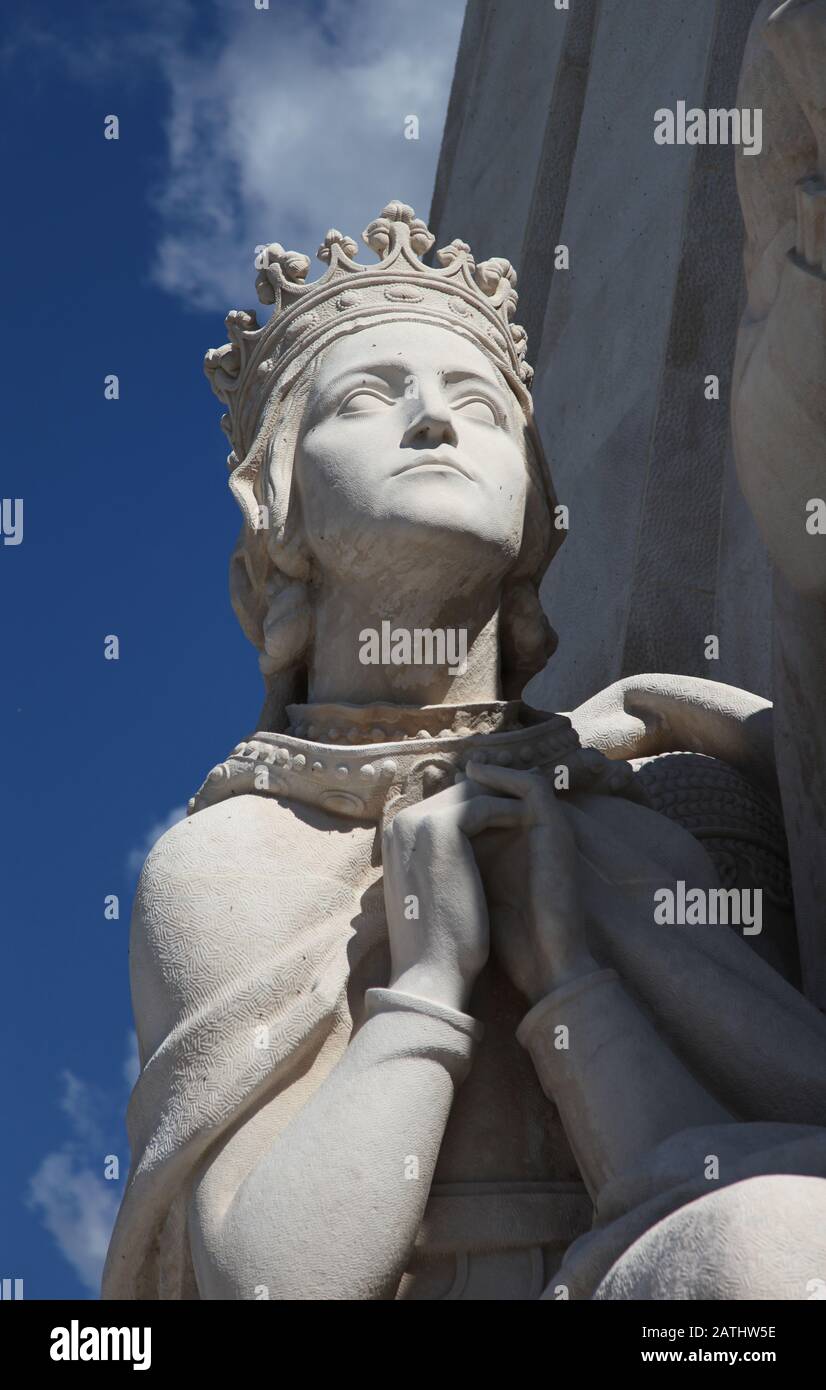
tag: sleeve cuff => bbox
[516,968,619,1051]
[794,175,826,280]
[365,987,484,1043]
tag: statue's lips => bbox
[391,451,474,481]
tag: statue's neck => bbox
[306,577,503,707]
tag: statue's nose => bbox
[401,389,458,449]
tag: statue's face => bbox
[293,321,529,586]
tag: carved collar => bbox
[189,701,580,825]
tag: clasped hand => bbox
[381,751,613,1013]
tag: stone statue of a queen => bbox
[103,201,826,1302]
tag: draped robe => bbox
[102,679,826,1300]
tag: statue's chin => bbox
[388,474,516,531]
[313,499,520,581]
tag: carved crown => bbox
[204,201,534,465]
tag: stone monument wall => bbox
[430,0,771,711]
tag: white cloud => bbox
[123,1030,141,1090]
[58,1071,106,1150]
[151,0,465,308]
[126,805,187,881]
[28,1153,121,1295]
[27,1035,138,1295]
[6,0,464,309]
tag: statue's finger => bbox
[465,760,553,817]
[451,793,530,838]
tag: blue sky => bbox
[0,0,463,1298]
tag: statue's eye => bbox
[453,396,500,426]
[338,390,394,415]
